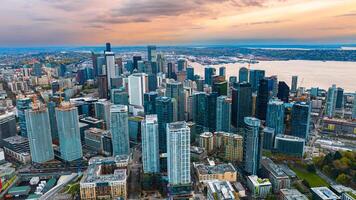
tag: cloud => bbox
[41,0,95,11]
[335,11,356,17]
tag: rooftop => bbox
[248,175,271,186]
[311,187,340,200]
[3,135,28,145]
[207,180,236,200]
[200,132,213,138]
[195,163,236,175]
[261,157,289,178]
[168,121,188,130]
[280,189,308,200]
[275,134,306,142]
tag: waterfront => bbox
[190,60,356,92]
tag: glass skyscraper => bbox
[266,98,285,135]
[167,121,191,186]
[219,66,226,78]
[142,115,160,173]
[144,91,158,115]
[111,88,129,105]
[216,96,231,132]
[277,81,290,103]
[47,101,58,140]
[291,76,298,93]
[147,45,157,62]
[231,82,252,129]
[249,69,265,92]
[239,67,248,83]
[186,66,195,81]
[192,92,208,132]
[204,67,216,86]
[166,81,185,121]
[155,96,174,153]
[207,92,218,132]
[326,84,337,118]
[56,104,83,161]
[257,78,273,120]
[25,106,54,163]
[335,87,344,110]
[352,93,356,119]
[291,102,311,139]
[94,100,111,129]
[243,117,263,175]
[110,105,130,156]
[17,97,32,137]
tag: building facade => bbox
[110,105,130,156]
[142,115,160,173]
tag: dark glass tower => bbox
[166,81,185,121]
[256,78,273,120]
[249,69,265,92]
[192,92,208,132]
[231,82,252,128]
[155,96,174,153]
[186,67,195,81]
[277,81,290,103]
[291,102,311,139]
[144,92,158,115]
[243,117,263,175]
[239,67,249,83]
[335,87,344,110]
[207,92,218,132]
[204,67,216,86]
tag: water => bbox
[189,60,356,92]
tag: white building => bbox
[128,73,148,107]
[207,180,237,200]
[105,52,117,89]
[247,175,272,199]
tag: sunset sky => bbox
[1,0,356,46]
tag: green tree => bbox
[336,173,351,185]
[307,164,316,173]
[333,151,342,160]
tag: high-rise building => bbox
[249,69,265,92]
[47,101,58,140]
[266,98,285,135]
[204,67,216,86]
[167,121,191,186]
[274,134,305,157]
[155,96,174,153]
[94,100,111,129]
[56,103,82,161]
[144,91,158,115]
[147,73,157,92]
[97,75,108,99]
[224,133,243,162]
[243,117,263,175]
[166,81,185,121]
[212,78,228,96]
[111,88,129,105]
[132,56,142,71]
[291,102,311,139]
[128,73,148,107]
[353,93,356,119]
[105,51,117,89]
[219,66,226,78]
[239,67,249,83]
[207,92,218,132]
[177,59,187,72]
[0,112,17,142]
[335,87,344,110]
[142,115,160,173]
[262,127,275,150]
[186,66,195,81]
[110,105,129,156]
[326,84,337,118]
[147,45,157,62]
[257,78,273,120]
[16,97,32,137]
[277,81,290,103]
[105,42,111,52]
[231,82,252,128]
[291,76,298,93]
[33,63,42,77]
[216,96,231,132]
[25,106,54,163]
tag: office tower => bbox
[33,63,42,77]
[291,76,298,93]
[216,96,231,132]
[192,92,208,132]
[98,75,108,99]
[128,73,148,107]
[195,78,205,91]
[249,69,265,92]
[243,117,263,175]
[128,116,143,143]
[166,81,185,121]
[186,66,195,81]
[147,45,157,62]
[47,101,58,140]
[262,127,275,150]
[277,81,290,103]
[219,66,226,78]
[177,59,187,72]
[137,60,145,73]
[204,67,216,85]
[110,105,129,156]
[111,88,129,105]
[16,97,32,137]
[132,56,142,71]
[266,98,285,135]
[167,121,191,185]
[91,52,99,77]
[105,51,116,89]
[326,84,337,118]
[105,42,111,52]
[155,97,174,153]
[270,75,278,97]
[25,106,54,163]
[51,81,60,94]
[148,74,157,92]
[167,62,174,79]
[156,53,164,73]
[142,115,160,173]
[274,134,305,157]
[56,103,83,161]
[257,78,273,120]
[231,82,252,128]
[291,102,311,139]
[239,67,249,83]
[0,112,17,142]
[96,56,106,75]
[144,92,158,115]
[212,78,228,96]
[352,93,356,119]
[94,100,111,129]
[335,87,344,110]
[207,92,218,132]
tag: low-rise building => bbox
[199,132,214,154]
[341,191,356,200]
[207,180,238,200]
[311,187,340,200]
[322,118,356,135]
[261,157,291,193]
[274,134,305,157]
[280,189,308,200]
[80,156,129,200]
[84,128,111,155]
[247,175,272,199]
[2,135,31,164]
[194,162,237,183]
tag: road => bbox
[128,145,142,199]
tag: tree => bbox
[336,173,351,185]
[333,151,342,160]
[307,164,316,173]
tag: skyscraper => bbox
[111,88,129,105]
[243,117,263,175]
[291,76,298,93]
[16,97,32,137]
[277,81,290,103]
[155,96,174,153]
[186,66,195,81]
[133,56,142,71]
[266,98,285,135]
[219,66,226,78]
[110,105,130,156]
[105,51,117,89]
[142,115,160,173]
[166,81,185,121]
[128,73,148,107]
[25,106,54,163]
[212,79,228,96]
[97,75,108,99]
[326,84,337,118]
[352,93,356,119]
[216,96,231,132]
[167,121,191,186]
[291,102,311,139]
[231,82,252,128]
[257,78,273,120]
[147,45,157,62]
[94,100,111,129]
[204,67,216,86]
[144,92,158,115]
[192,92,208,132]
[47,101,58,140]
[335,87,344,110]
[105,42,111,52]
[0,112,17,142]
[56,103,83,161]
[249,69,265,92]
[207,92,218,132]
[239,67,249,83]
[33,63,42,77]
[177,59,187,72]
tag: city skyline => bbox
[1,0,356,46]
